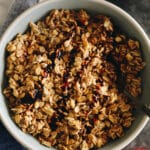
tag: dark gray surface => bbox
[0,0,150,150]
[0,0,38,36]
[108,0,150,37]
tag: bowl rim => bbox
[0,0,149,150]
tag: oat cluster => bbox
[3,9,145,150]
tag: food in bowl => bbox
[3,9,145,150]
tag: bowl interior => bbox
[0,0,149,150]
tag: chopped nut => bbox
[81,140,89,150]
[42,106,54,117]
[115,36,122,43]
[126,53,133,61]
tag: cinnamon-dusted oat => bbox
[3,9,145,150]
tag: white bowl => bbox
[0,0,150,150]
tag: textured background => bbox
[0,0,150,149]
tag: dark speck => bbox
[46,64,53,73]
[69,49,77,66]
[48,52,56,68]
[34,89,42,99]
[21,93,35,104]
[56,49,63,59]
[49,115,58,131]
[21,89,42,104]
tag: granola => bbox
[3,9,145,150]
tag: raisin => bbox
[56,49,63,59]
[21,89,42,104]
[21,93,35,104]
[46,64,53,73]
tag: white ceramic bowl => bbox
[0,0,150,150]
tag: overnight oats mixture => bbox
[3,9,145,150]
